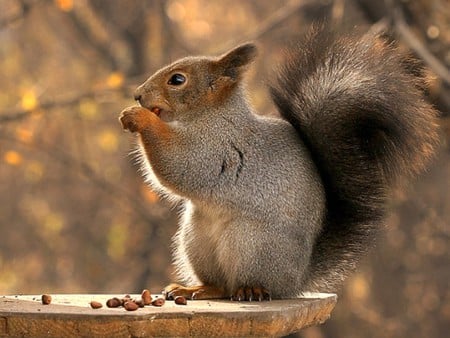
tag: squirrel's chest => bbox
[178,203,236,280]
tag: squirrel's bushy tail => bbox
[270,26,440,291]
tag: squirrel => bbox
[119,25,439,300]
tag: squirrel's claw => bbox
[231,286,271,302]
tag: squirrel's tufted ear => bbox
[215,43,258,80]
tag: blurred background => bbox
[0,0,448,337]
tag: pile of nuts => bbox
[40,290,187,312]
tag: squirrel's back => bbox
[270,26,440,291]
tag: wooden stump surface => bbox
[0,293,336,337]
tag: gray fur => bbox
[138,89,325,297]
[126,27,439,298]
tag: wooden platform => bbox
[0,293,336,337]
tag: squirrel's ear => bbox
[215,43,258,80]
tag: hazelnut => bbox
[90,301,103,309]
[124,301,139,311]
[41,294,52,305]
[141,289,152,305]
[106,297,122,308]
[151,298,165,307]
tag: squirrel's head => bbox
[134,43,257,122]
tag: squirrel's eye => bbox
[168,73,186,86]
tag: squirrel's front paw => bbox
[119,106,153,133]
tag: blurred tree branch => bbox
[0,94,92,123]
[0,84,138,124]
[62,1,134,74]
[388,2,450,86]
[218,0,331,51]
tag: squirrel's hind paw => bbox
[231,286,271,302]
[163,283,227,300]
